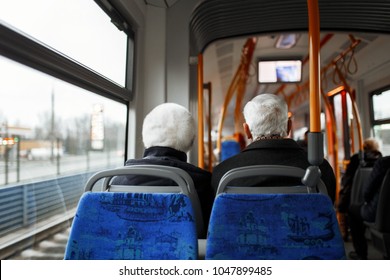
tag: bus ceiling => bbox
[189,0,390,56]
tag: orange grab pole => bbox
[216,63,242,153]
[321,89,341,202]
[307,0,321,133]
[234,38,257,132]
[216,38,256,153]
[197,53,205,168]
[334,66,364,153]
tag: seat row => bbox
[64,165,346,260]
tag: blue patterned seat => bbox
[84,165,205,238]
[221,140,241,161]
[64,192,198,260]
[206,193,346,260]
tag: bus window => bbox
[371,88,390,155]
[0,0,127,86]
[332,90,353,163]
[0,55,127,185]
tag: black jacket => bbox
[212,138,336,202]
[341,151,382,191]
[112,146,215,230]
[337,150,382,212]
[361,156,390,222]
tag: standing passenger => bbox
[211,93,336,202]
[112,103,214,236]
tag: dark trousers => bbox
[348,204,368,259]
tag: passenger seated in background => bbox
[337,138,382,213]
[348,155,390,260]
[112,103,215,234]
[361,155,390,222]
[211,93,336,202]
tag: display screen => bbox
[258,59,302,83]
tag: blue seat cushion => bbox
[64,192,197,260]
[206,193,346,260]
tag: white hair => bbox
[243,93,289,138]
[142,103,196,152]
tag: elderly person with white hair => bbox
[211,93,336,202]
[112,103,214,235]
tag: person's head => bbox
[142,103,196,153]
[242,93,290,140]
[363,138,380,152]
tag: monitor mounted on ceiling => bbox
[257,58,302,83]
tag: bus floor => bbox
[4,228,385,260]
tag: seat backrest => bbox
[216,165,328,195]
[374,169,390,232]
[64,192,198,259]
[84,165,204,238]
[350,167,373,208]
[205,193,346,260]
[221,140,241,161]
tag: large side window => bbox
[0,0,132,186]
[0,55,127,184]
[0,0,128,86]
[0,0,133,252]
[370,87,390,155]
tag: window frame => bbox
[0,21,132,104]
[369,85,390,126]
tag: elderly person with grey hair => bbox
[211,93,336,202]
[112,103,214,235]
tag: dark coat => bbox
[337,150,382,212]
[341,151,382,191]
[211,138,336,202]
[361,156,390,222]
[111,146,215,229]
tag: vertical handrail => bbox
[197,54,205,168]
[234,38,256,133]
[216,63,243,153]
[216,38,256,155]
[308,0,321,133]
[334,66,364,163]
[307,0,323,166]
[321,89,341,202]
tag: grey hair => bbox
[142,103,196,152]
[243,93,289,138]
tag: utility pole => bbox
[50,89,55,163]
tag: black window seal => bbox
[0,21,132,104]
[94,0,135,39]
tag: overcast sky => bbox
[0,0,127,129]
